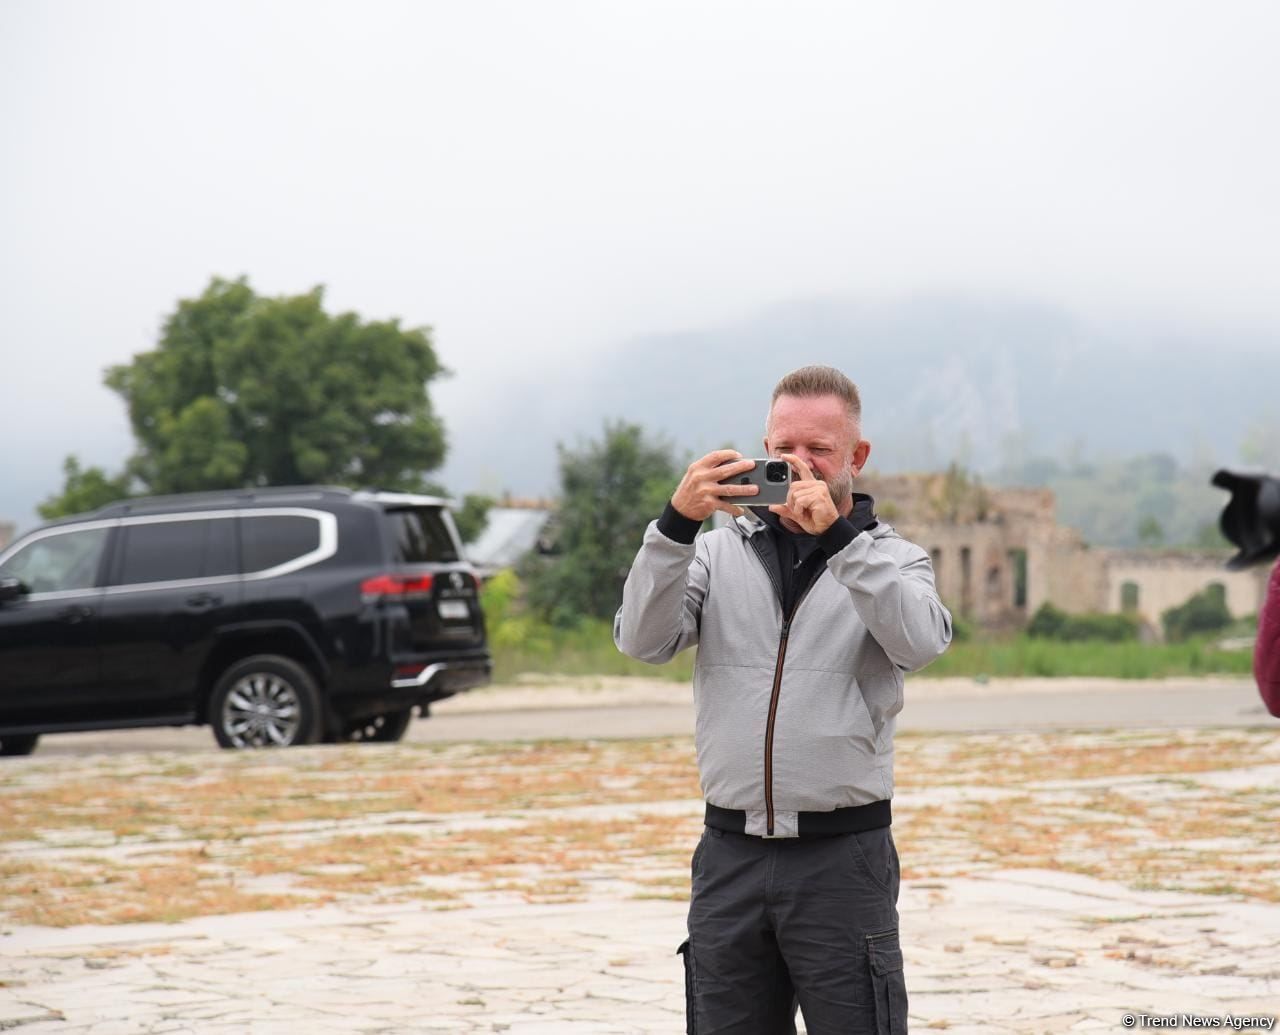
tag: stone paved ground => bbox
[1,725,1278,1032]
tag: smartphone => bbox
[717,458,792,506]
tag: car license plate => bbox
[437,600,469,620]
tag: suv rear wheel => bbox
[210,655,322,749]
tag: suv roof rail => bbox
[88,484,457,518]
[91,485,358,517]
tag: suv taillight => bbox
[361,573,434,599]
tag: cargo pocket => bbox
[848,827,894,896]
[691,829,707,881]
[676,938,696,1034]
[866,929,907,1035]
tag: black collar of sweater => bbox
[750,491,878,538]
[748,492,878,613]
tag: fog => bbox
[3,0,1277,530]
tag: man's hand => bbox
[769,453,839,534]
[672,450,759,521]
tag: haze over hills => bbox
[442,295,1280,546]
[451,295,1280,486]
[5,295,1278,547]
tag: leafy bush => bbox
[452,493,496,544]
[480,569,695,683]
[1025,603,1140,642]
[1025,602,1068,639]
[1162,583,1232,643]
[519,421,681,627]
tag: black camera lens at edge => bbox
[765,461,788,483]
[1212,468,1280,570]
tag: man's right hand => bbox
[671,450,759,521]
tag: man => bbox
[614,365,951,1034]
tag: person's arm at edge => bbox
[1256,559,1280,718]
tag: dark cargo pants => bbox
[677,825,907,1034]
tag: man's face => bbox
[764,393,871,512]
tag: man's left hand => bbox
[769,453,839,534]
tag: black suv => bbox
[0,487,491,754]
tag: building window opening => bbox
[1121,581,1140,613]
[1007,548,1028,609]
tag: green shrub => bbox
[1026,602,1068,639]
[480,569,695,683]
[479,568,519,624]
[1026,603,1140,642]
[1161,584,1232,643]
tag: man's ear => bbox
[762,434,771,457]
[852,440,871,476]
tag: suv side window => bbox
[384,507,459,563]
[241,514,322,574]
[0,527,109,594]
[113,517,239,587]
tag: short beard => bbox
[823,467,854,513]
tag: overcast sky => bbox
[3,1,1278,532]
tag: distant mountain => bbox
[441,295,1279,503]
[10,295,1271,543]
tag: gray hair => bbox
[766,365,862,442]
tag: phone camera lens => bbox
[766,461,788,483]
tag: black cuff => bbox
[818,516,861,557]
[658,501,702,544]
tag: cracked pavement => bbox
[1,684,1278,1033]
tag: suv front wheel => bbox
[210,655,322,749]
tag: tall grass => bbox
[481,571,694,683]
[918,636,1254,679]
[487,618,1252,683]
[489,616,696,683]
[481,571,1254,683]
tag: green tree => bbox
[1025,601,1139,642]
[1162,583,1232,642]
[1190,520,1230,550]
[521,421,681,626]
[44,276,449,511]
[929,462,991,524]
[38,457,134,519]
[1137,515,1165,547]
[452,493,496,544]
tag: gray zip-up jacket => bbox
[613,504,951,837]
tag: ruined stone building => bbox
[858,472,1268,636]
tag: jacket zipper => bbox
[749,533,821,836]
[763,613,792,836]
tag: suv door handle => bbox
[56,605,94,624]
[184,592,222,611]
